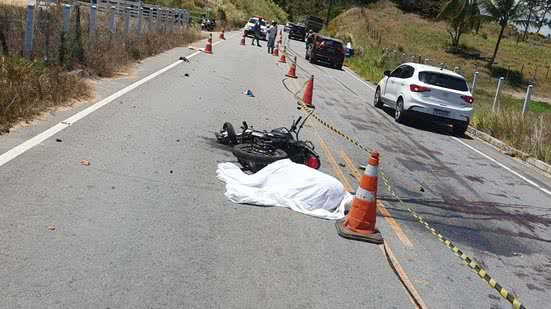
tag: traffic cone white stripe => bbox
[356,187,376,202]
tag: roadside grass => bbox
[0,56,91,133]
[327,1,551,165]
[0,3,201,131]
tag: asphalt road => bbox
[1,31,550,308]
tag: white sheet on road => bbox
[217,159,353,220]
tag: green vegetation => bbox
[326,1,551,163]
[144,0,288,27]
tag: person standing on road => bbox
[267,21,278,54]
[251,18,262,47]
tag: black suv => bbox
[305,36,345,70]
[288,24,306,41]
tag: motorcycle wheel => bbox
[232,144,288,171]
[223,122,238,145]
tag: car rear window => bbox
[418,72,468,91]
[321,40,342,48]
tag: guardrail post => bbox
[90,5,97,39]
[109,5,116,33]
[23,4,34,59]
[124,6,130,35]
[156,7,161,32]
[63,3,71,33]
[522,85,533,115]
[492,77,504,112]
[137,7,143,36]
[471,71,479,95]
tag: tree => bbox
[519,0,541,42]
[437,0,481,50]
[534,0,551,34]
[480,0,524,65]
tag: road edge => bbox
[466,126,551,177]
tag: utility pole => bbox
[325,0,333,27]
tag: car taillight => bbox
[305,156,320,169]
[461,95,474,104]
[410,84,431,92]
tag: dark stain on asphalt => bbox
[324,100,335,106]
[514,271,529,278]
[526,283,545,292]
[465,175,485,184]
[487,294,500,300]
[489,193,508,198]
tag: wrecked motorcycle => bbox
[215,109,321,172]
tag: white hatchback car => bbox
[374,63,473,136]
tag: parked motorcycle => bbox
[215,110,321,172]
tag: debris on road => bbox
[179,56,190,63]
[48,226,56,230]
[242,90,255,97]
[80,160,91,166]
[217,159,352,220]
[184,73,190,77]
[420,186,425,192]
[170,170,173,174]
[56,138,62,142]
[339,162,346,167]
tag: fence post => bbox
[23,4,34,59]
[58,4,71,65]
[522,85,533,115]
[520,64,524,76]
[410,55,415,63]
[43,7,50,64]
[109,6,116,33]
[471,71,479,95]
[156,7,161,32]
[137,6,143,36]
[63,4,71,33]
[546,66,550,79]
[124,6,130,35]
[492,77,504,112]
[90,5,97,39]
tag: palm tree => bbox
[438,0,482,50]
[480,0,524,65]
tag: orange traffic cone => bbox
[240,33,246,46]
[336,151,383,244]
[204,33,213,54]
[278,48,287,63]
[272,44,279,56]
[302,75,315,108]
[286,56,298,79]
[219,28,225,40]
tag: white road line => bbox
[344,68,376,90]
[0,35,235,168]
[453,137,551,196]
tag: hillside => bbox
[145,0,288,27]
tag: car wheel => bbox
[452,121,469,137]
[374,87,383,108]
[305,51,310,60]
[395,98,406,123]
[309,56,316,64]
